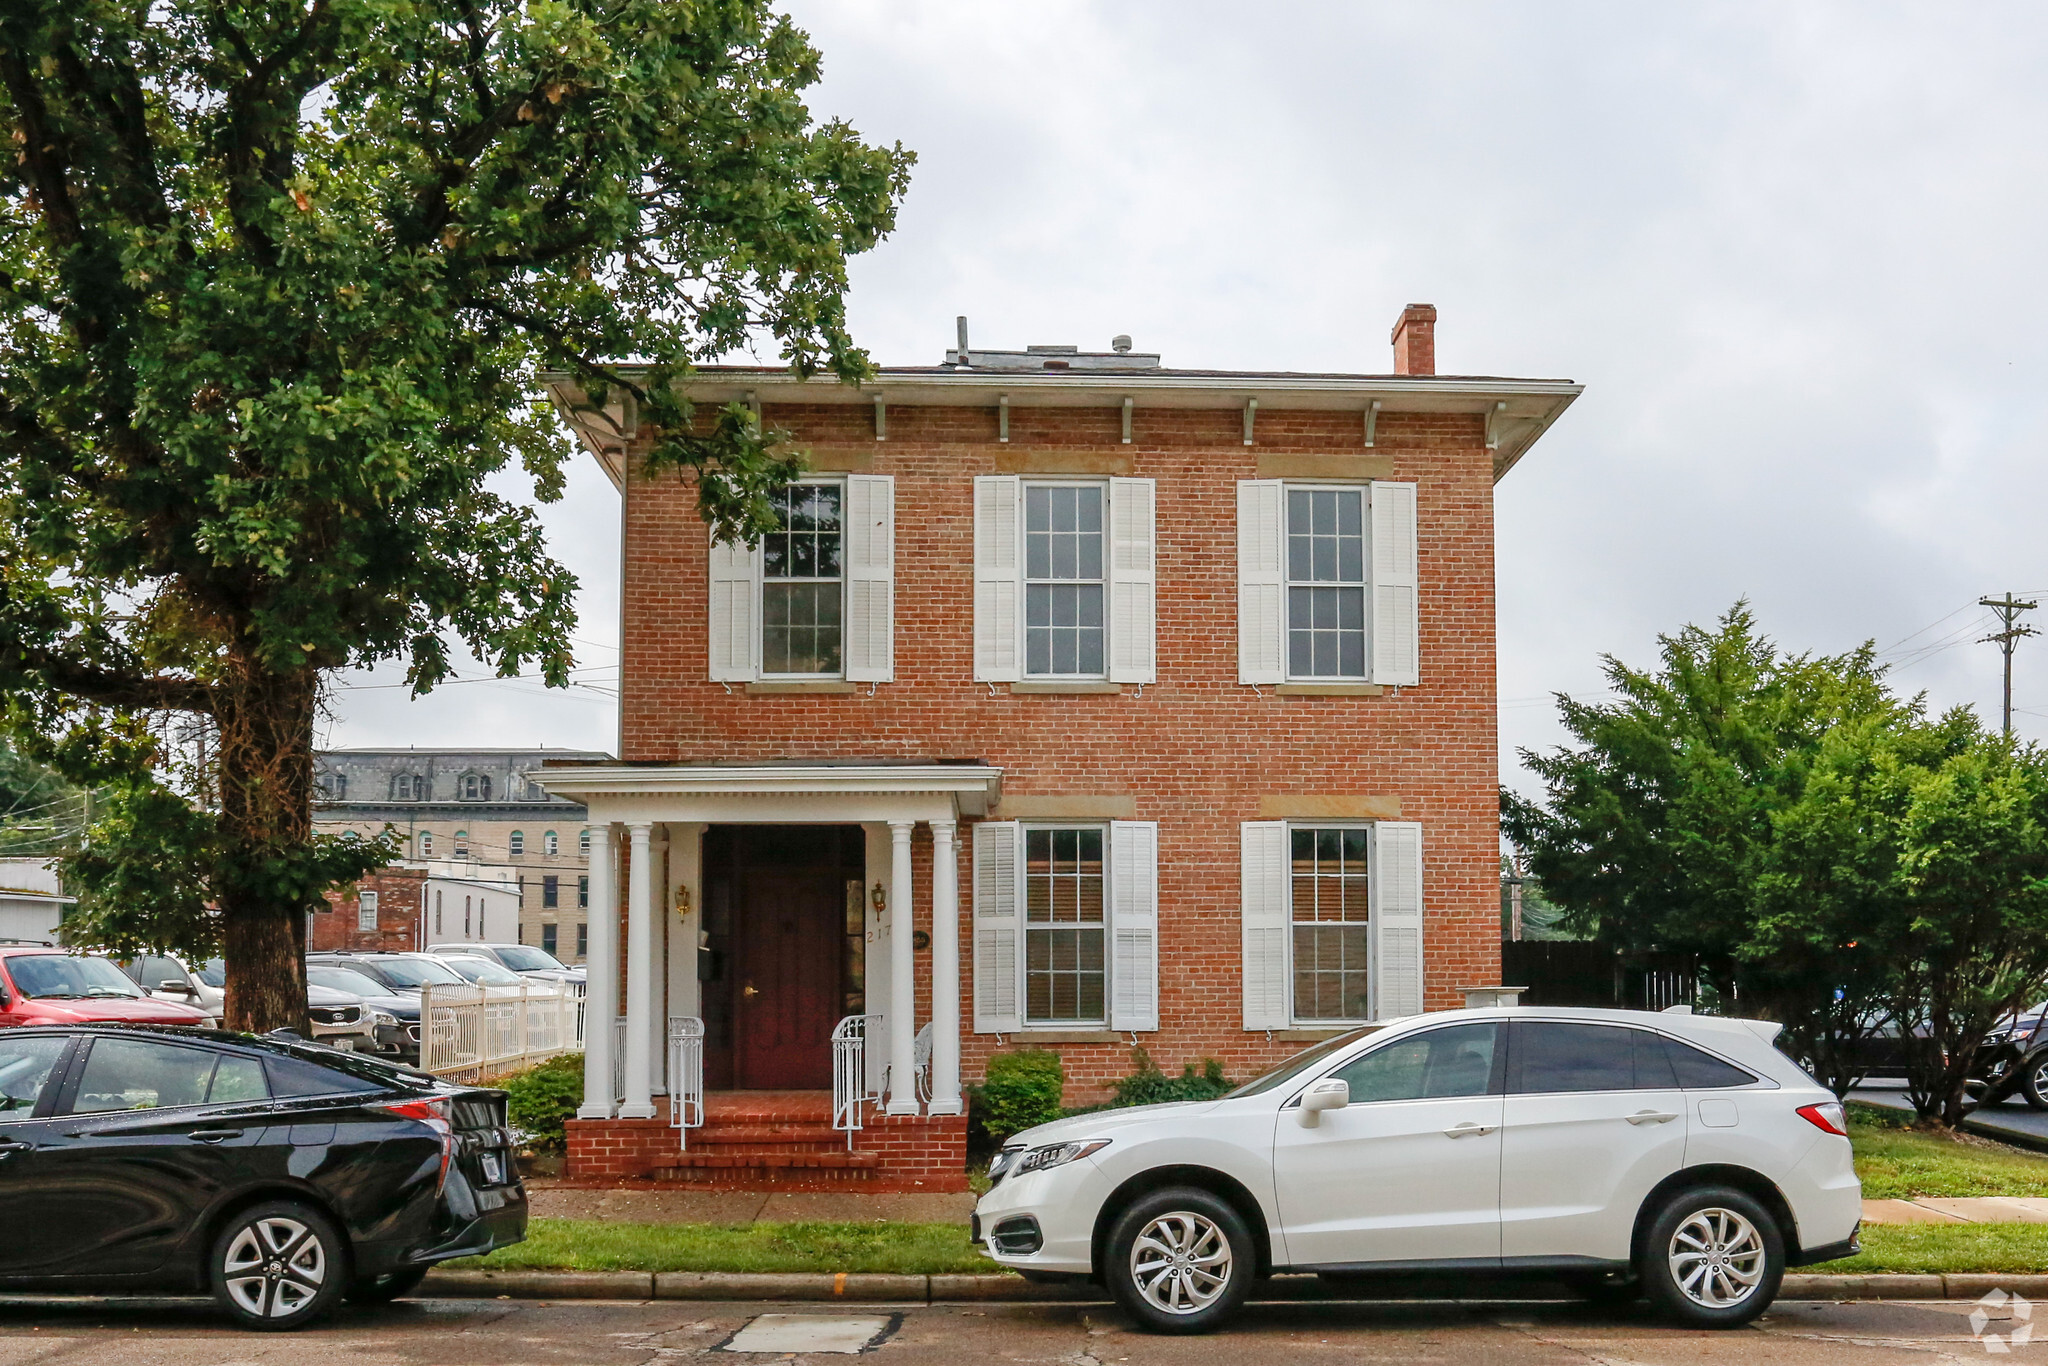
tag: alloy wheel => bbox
[1667,1206,1765,1309]
[222,1216,327,1320]
[1128,1211,1233,1316]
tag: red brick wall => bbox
[312,867,426,952]
[564,1111,968,1191]
[613,402,1501,1102]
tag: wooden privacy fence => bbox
[420,981,586,1082]
[1500,941,1710,1012]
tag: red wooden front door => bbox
[733,863,844,1090]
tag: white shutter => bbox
[1370,821,1425,1019]
[707,532,758,681]
[1107,478,1157,684]
[973,820,1023,1033]
[1237,481,1285,684]
[1241,820,1290,1029]
[974,476,1021,682]
[1370,481,1419,686]
[1109,820,1159,1032]
[844,475,895,682]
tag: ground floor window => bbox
[1024,826,1106,1024]
[1291,826,1369,1022]
[541,923,557,955]
[576,923,587,958]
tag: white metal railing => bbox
[913,1021,934,1106]
[668,1016,705,1147]
[611,1016,627,1102]
[419,982,585,1082]
[832,1013,883,1148]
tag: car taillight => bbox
[1797,1101,1848,1136]
[378,1096,455,1191]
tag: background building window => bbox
[1024,827,1106,1024]
[544,830,558,856]
[509,830,524,857]
[320,772,347,801]
[434,889,443,935]
[1291,827,1370,1021]
[542,875,559,909]
[418,831,434,859]
[761,482,844,675]
[459,773,492,801]
[576,923,588,957]
[577,875,588,908]
[1286,487,1367,679]
[541,923,557,955]
[463,895,472,936]
[392,773,425,801]
[453,830,469,859]
[578,829,590,856]
[1024,484,1105,677]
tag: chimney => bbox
[1391,303,1437,376]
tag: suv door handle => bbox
[1443,1121,1497,1138]
[1627,1110,1680,1125]
[188,1129,244,1143]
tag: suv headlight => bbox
[372,1010,398,1026]
[1014,1139,1111,1176]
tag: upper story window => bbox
[1286,488,1367,680]
[1236,479,1417,688]
[392,773,426,801]
[509,830,525,857]
[578,829,589,857]
[973,476,1154,687]
[544,830,559,856]
[418,830,434,859]
[1024,484,1105,678]
[458,773,492,802]
[317,772,347,801]
[453,829,470,859]
[761,482,844,677]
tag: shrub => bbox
[1107,1049,1233,1108]
[502,1052,585,1153]
[971,1048,1065,1142]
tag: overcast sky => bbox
[323,2,2048,799]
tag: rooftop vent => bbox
[947,317,1160,372]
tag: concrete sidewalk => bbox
[1864,1196,2048,1224]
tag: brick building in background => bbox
[537,306,1580,1186]
[313,748,608,961]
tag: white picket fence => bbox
[420,981,586,1082]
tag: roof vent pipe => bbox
[1111,334,1132,354]
[956,315,971,367]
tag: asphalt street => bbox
[0,1295,2041,1364]
[1852,1082,2048,1148]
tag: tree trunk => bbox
[215,661,317,1034]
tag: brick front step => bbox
[662,1150,880,1170]
[689,1124,845,1145]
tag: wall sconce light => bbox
[674,885,692,915]
[871,881,887,913]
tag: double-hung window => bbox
[1240,819,1426,1028]
[973,819,1159,1033]
[760,482,844,677]
[708,475,895,683]
[974,475,1155,684]
[1237,478,1418,686]
[1024,485,1106,678]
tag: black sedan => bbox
[0,1023,525,1330]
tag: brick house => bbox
[538,306,1580,1187]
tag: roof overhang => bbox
[542,368,1581,486]
[533,763,1005,823]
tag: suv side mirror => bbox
[159,979,195,994]
[1297,1078,1350,1128]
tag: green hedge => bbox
[501,1052,584,1153]
[970,1048,1065,1142]
[1107,1050,1233,1107]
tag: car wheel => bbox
[210,1201,347,1331]
[1105,1187,1254,1334]
[1637,1186,1782,1328]
[2020,1055,2048,1111]
[346,1266,430,1304]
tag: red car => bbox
[0,947,209,1028]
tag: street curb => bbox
[423,1268,2048,1304]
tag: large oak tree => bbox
[0,0,910,1029]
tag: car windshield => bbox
[444,958,525,986]
[1224,1028,1374,1099]
[196,958,226,988]
[307,966,390,998]
[367,957,466,988]
[7,954,145,1000]
[493,945,563,972]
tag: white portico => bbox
[535,763,1001,1124]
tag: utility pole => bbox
[1980,594,2039,737]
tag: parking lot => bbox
[0,1295,2040,1364]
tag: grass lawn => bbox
[1813,1223,2048,1274]
[447,1219,1000,1276]
[1849,1103,2048,1199]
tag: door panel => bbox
[0,1032,75,1277]
[729,827,857,1091]
[1270,1021,1505,1266]
[1498,1022,1690,1260]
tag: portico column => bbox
[619,821,657,1119]
[927,819,963,1116]
[886,820,920,1115]
[576,824,617,1119]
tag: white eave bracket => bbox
[1485,400,1507,451]
[1364,399,1381,448]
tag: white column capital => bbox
[928,818,958,838]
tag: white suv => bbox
[972,1007,1861,1334]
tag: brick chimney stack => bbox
[1391,303,1437,376]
